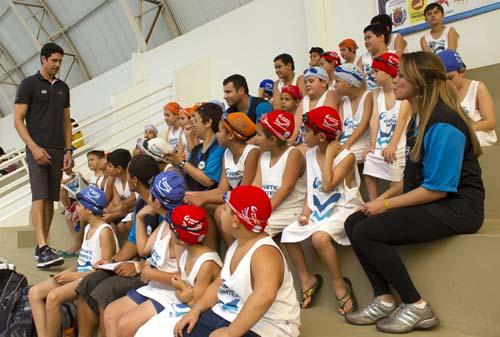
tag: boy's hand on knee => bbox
[174,309,200,337]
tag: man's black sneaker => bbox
[33,245,39,261]
[36,246,64,268]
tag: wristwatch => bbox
[64,148,73,154]
[177,160,187,169]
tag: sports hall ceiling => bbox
[0,0,253,117]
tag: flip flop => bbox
[336,277,358,315]
[299,274,323,309]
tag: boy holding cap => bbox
[174,185,300,337]
[339,39,358,64]
[282,106,363,314]
[272,54,305,109]
[357,24,391,91]
[438,50,497,146]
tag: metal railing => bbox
[0,82,174,223]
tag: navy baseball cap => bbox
[151,171,185,210]
[259,79,274,95]
[438,49,466,73]
[76,186,107,215]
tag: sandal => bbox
[57,250,79,258]
[299,274,323,309]
[336,277,358,315]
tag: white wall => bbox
[320,1,500,69]
[1,0,499,152]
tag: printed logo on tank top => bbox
[364,64,377,90]
[376,111,398,150]
[217,282,242,314]
[340,119,357,143]
[262,184,279,198]
[149,246,162,268]
[429,40,446,54]
[311,177,341,221]
[77,247,93,272]
[225,168,243,188]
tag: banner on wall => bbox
[378,0,500,35]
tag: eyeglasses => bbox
[373,56,399,68]
[334,66,363,82]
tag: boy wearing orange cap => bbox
[174,185,300,337]
[163,101,186,157]
[339,39,358,64]
[282,106,363,314]
[184,112,260,246]
[363,52,411,200]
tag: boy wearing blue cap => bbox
[258,79,274,102]
[29,186,118,337]
[103,171,186,337]
[438,50,497,146]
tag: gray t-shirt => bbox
[15,72,70,149]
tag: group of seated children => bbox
[34,3,496,337]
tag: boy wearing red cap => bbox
[319,51,342,90]
[272,54,305,109]
[280,85,303,145]
[134,205,222,337]
[175,185,300,337]
[253,110,321,308]
[363,52,411,200]
[339,39,358,64]
[282,106,363,314]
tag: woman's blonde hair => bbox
[400,52,481,162]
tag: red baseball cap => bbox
[304,106,342,140]
[170,205,209,244]
[372,52,400,78]
[281,85,303,101]
[224,186,272,234]
[321,51,342,68]
[259,110,295,141]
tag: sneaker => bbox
[36,246,64,268]
[376,302,440,333]
[33,245,39,261]
[345,298,397,325]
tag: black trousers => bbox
[345,207,456,303]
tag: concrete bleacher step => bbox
[290,221,500,337]
[0,225,35,249]
[479,145,500,219]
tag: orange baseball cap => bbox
[339,39,358,51]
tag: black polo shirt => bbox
[15,72,70,149]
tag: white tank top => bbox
[306,148,363,223]
[77,223,118,272]
[339,91,371,161]
[301,90,328,115]
[167,126,183,151]
[374,90,406,163]
[114,177,131,199]
[361,52,377,91]
[224,145,258,189]
[148,222,179,290]
[424,26,450,54]
[212,236,300,337]
[260,147,306,212]
[461,80,498,146]
[277,74,298,92]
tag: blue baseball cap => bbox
[76,186,107,215]
[259,79,274,95]
[151,171,185,210]
[438,49,466,73]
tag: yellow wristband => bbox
[383,199,391,210]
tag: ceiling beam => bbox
[119,0,148,52]
[158,0,180,37]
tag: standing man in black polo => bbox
[223,74,273,124]
[14,42,72,268]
